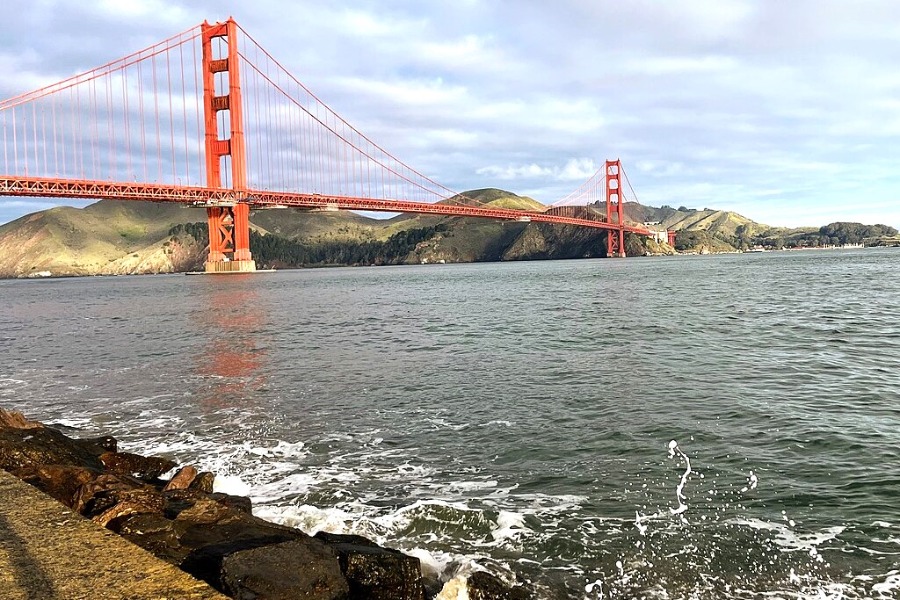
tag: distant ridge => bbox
[0,193,895,277]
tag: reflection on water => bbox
[191,275,269,411]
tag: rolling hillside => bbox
[2,190,891,277]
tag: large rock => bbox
[0,426,105,471]
[100,450,176,480]
[12,464,100,507]
[72,473,153,516]
[0,409,42,428]
[467,571,531,600]
[218,538,350,600]
[111,512,192,565]
[316,532,425,600]
[163,465,198,491]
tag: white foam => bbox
[871,571,900,597]
[491,510,527,542]
[732,517,845,552]
[404,547,453,581]
[255,503,364,536]
[435,575,470,600]
[213,474,251,496]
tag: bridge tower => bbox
[201,19,256,273]
[605,159,626,258]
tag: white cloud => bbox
[476,158,597,182]
[0,0,898,228]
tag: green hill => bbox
[1,192,894,277]
[441,188,545,211]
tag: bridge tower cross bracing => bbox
[201,18,256,273]
[605,159,626,258]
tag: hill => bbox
[1,193,895,277]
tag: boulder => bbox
[79,435,118,453]
[208,492,252,514]
[0,409,42,428]
[0,426,105,471]
[467,571,531,600]
[217,538,350,600]
[12,464,100,507]
[316,532,425,600]
[72,473,160,517]
[190,471,216,493]
[163,465,198,491]
[111,512,186,564]
[99,451,176,480]
[93,494,165,527]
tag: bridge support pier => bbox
[204,204,256,273]
[201,18,256,274]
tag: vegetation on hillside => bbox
[170,222,451,267]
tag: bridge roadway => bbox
[0,176,653,236]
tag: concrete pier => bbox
[0,469,227,600]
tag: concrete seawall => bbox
[0,469,227,600]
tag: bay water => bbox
[1,248,898,599]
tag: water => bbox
[1,249,899,599]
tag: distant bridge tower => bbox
[605,159,626,258]
[201,18,255,273]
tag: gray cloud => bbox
[1,0,897,227]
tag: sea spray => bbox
[668,439,692,517]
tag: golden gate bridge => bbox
[0,18,673,272]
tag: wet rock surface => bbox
[0,409,533,599]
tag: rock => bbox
[99,451,177,480]
[467,571,531,600]
[190,471,216,493]
[94,494,164,528]
[12,464,100,508]
[111,512,187,564]
[163,465,198,491]
[179,531,312,591]
[0,426,105,471]
[218,538,350,600]
[79,435,118,453]
[72,473,161,517]
[208,492,252,514]
[316,532,425,600]
[163,489,253,520]
[0,408,43,428]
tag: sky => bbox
[0,0,898,228]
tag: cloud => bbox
[0,0,898,228]
[476,158,598,183]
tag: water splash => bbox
[668,439,692,517]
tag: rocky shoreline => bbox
[0,409,530,599]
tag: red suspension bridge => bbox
[0,18,672,271]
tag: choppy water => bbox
[1,249,899,599]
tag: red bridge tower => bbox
[605,159,626,258]
[201,19,255,273]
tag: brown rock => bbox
[467,571,531,600]
[73,474,161,517]
[164,465,198,491]
[316,532,425,600]
[0,426,105,471]
[208,492,252,514]
[218,538,350,600]
[111,512,187,565]
[0,408,43,429]
[175,498,238,525]
[100,451,177,480]
[190,471,216,493]
[78,435,118,454]
[13,464,100,508]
